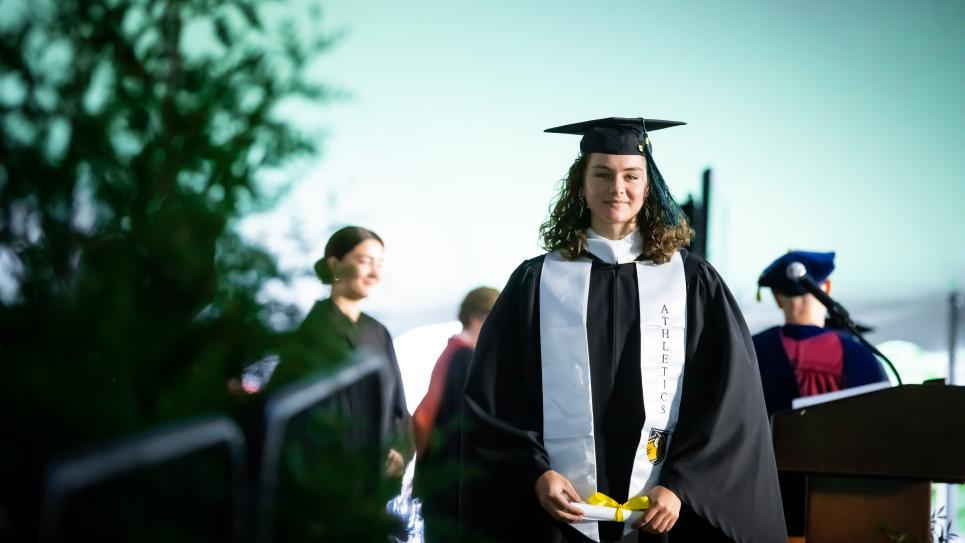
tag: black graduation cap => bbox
[544,117,686,155]
[544,116,688,226]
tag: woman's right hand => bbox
[384,448,406,477]
[534,470,585,523]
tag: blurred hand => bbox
[632,485,680,534]
[534,470,585,523]
[226,378,244,396]
[384,448,405,477]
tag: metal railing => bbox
[38,415,248,543]
[254,354,385,543]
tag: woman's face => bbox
[328,239,384,300]
[582,153,648,231]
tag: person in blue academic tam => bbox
[752,250,889,537]
[753,250,889,417]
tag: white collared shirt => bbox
[585,228,643,264]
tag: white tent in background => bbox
[394,320,462,414]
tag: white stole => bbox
[539,248,687,541]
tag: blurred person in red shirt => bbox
[411,286,499,542]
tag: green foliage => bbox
[873,507,959,543]
[0,0,399,540]
[875,520,918,543]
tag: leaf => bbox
[236,2,262,30]
[213,16,231,48]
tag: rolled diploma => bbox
[570,502,645,526]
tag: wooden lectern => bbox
[771,383,965,543]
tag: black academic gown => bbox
[262,300,413,542]
[271,299,413,460]
[460,250,786,543]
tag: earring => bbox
[333,274,340,283]
[579,195,587,219]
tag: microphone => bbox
[785,261,903,385]
[785,261,851,322]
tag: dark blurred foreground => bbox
[0,0,409,540]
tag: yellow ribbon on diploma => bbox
[586,492,651,522]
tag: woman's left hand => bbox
[632,485,680,534]
[384,448,406,477]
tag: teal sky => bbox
[245,0,965,333]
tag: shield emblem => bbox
[646,428,670,465]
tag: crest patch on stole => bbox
[646,428,670,465]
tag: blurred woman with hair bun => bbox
[272,225,412,477]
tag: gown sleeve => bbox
[839,332,889,386]
[382,327,415,463]
[459,258,551,535]
[658,255,788,543]
[753,326,800,416]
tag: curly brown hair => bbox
[539,154,694,264]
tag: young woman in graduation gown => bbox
[459,118,787,543]
[270,226,412,475]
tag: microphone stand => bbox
[826,303,903,387]
[796,273,904,386]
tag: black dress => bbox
[263,299,413,541]
[459,250,786,543]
